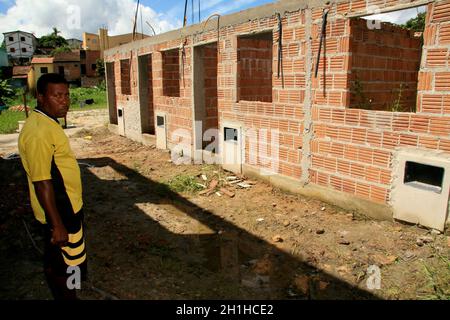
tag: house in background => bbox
[10,65,31,88]
[67,38,83,49]
[28,56,54,95]
[80,49,102,87]
[3,31,37,64]
[53,50,81,85]
[82,28,148,58]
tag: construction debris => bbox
[219,188,235,198]
[199,179,219,196]
[416,235,434,247]
[237,182,252,189]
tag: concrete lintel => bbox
[242,163,393,221]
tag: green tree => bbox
[0,79,16,103]
[95,58,105,77]
[401,12,426,33]
[1,40,5,50]
[51,46,72,55]
[38,27,68,48]
[52,27,61,36]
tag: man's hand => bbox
[51,224,68,247]
[33,180,67,246]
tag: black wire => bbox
[277,13,282,79]
[183,0,188,26]
[315,9,328,78]
[133,0,140,39]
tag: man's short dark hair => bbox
[37,73,68,95]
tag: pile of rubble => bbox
[196,173,257,198]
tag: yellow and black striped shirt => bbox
[19,109,86,266]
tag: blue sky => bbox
[0,0,274,42]
[0,0,424,43]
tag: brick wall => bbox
[349,18,422,112]
[162,49,181,97]
[143,54,154,134]
[120,59,131,95]
[237,35,273,102]
[203,43,219,138]
[53,62,81,82]
[311,0,450,205]
[218,12,305,178]
[104,0,450,209]
[83,50,101,77]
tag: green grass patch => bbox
[0,109,26,134]
[69,87,107,111]
[0,87,107,134]
[166,175,204,193]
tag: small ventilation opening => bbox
[157,116,165,127]
[404,161,444,193]
[224,127,238,142]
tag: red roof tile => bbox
[31,56,54,64]
[12,66,31,76]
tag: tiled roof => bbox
[12,65,31,75]
[31,56,54,64]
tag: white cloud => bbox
[0,0,182,42]
[363,6,426,24]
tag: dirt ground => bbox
[0,110,449,300]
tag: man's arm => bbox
[33,180,68,247]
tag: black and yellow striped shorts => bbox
[43,209,87,279]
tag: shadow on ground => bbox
[0,156,380,299]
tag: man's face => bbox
[37,83,70,118]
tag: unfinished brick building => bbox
[104,0,450,231]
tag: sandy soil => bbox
[0,110,449,300]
